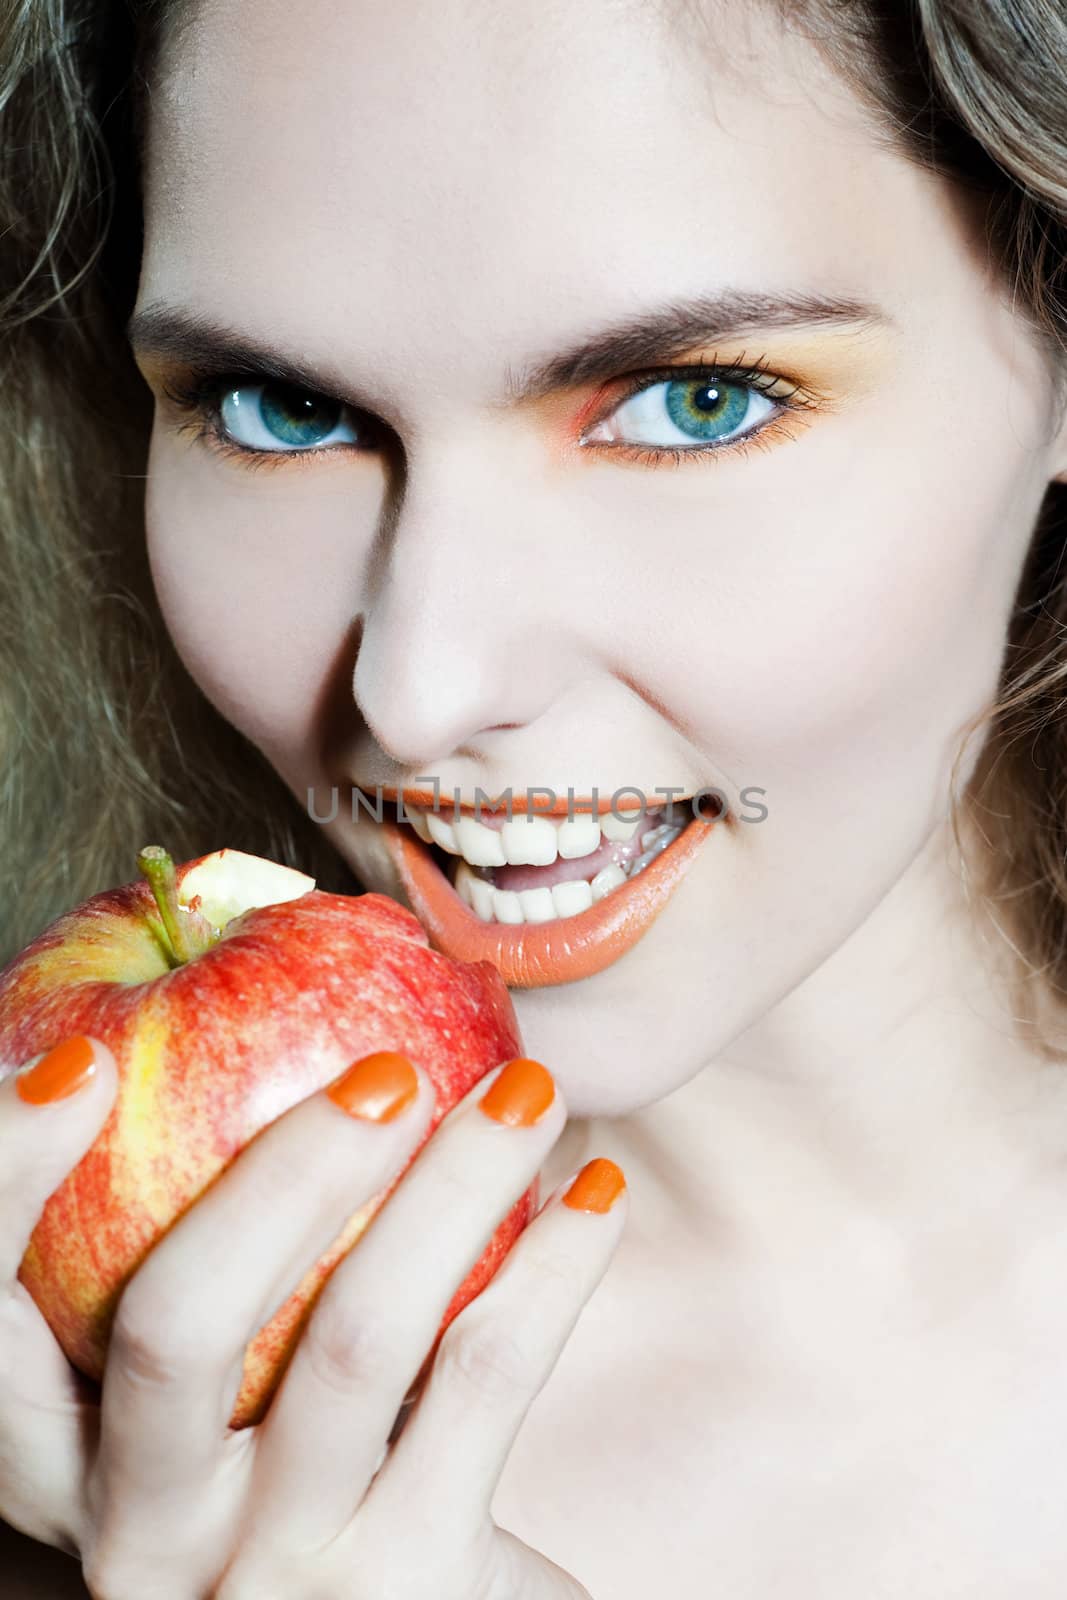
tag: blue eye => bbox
[585,375,777,451]
[217,382,363,452]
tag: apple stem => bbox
[137,846,219,965]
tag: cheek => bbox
[618,392,1050,828]
[144,433,384,760]
[582,401,1054,1021]
[752,437,1039,786]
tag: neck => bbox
[598,817,1067,1249]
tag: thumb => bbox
[0,1035,119,1286]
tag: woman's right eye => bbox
[215,381,365,453]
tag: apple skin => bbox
[0,851,532,1428]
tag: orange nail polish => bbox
[16,1036,98,1105]
[327,1050,419,1122]
[562,1157,626,1214]
[479,1057,555,1126]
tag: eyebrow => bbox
[126,290,888,413]
[500,291,887,404]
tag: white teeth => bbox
[555,818,601,860]
[411,803,677,872]
[454,861,504,922]
[600,808,645,842]
[500,815,559,866]
[426,811,460,855]
[453,860,475,907]
[468,875,496,922]
[639,823,675,851]
[452,834,685,924]
[405,808,435,844]
[491,887,525,924]
[454,815,507,867]
[590,863,627,901]
[518,886,557,923]
[551,878,594,918]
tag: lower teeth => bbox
[442,822,685,925]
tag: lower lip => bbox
[379,814,718,987]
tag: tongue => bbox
[483,808,668,893]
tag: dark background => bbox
[1,1518,90,1597]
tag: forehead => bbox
[138,0,932,388]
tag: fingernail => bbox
[327,1050,420,1122]
[478,1057,555,1127]
[562,1157,626,1214]
[16,1036,98,1105]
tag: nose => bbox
[351,448,592,769]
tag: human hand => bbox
[1,1038,627,1599]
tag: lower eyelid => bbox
[192,413,800,469]
[578,365,817,446]
[590,409,810,468]
[172,400,367,466]
[169,370,814,470]
[168,411,304,468]
[158,377,355,454]
[585,384,774,448]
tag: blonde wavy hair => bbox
[2,0,1066,1042]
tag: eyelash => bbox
[159,355,821,472]
[161,370,374,474]
[584,357,818,468]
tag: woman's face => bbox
[132,0,1067,1117]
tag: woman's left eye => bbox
[583,374,778,452]
[216,382,364,452]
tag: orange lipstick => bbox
[379,811,717,988]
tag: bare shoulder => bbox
[0,1519,89,1599]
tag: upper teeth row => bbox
[404,805,662,867]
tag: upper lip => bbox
[367,785,694,818]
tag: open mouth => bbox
[428,805,688,924]
[374,796,720,988]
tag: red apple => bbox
[0,845,532,1427]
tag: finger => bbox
[367,1156,627,1547]
[92,1051,437,1525]
[0,1035,118,1549]
[0,1035,118,1285]
[241,1057,566,1555]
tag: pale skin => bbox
[4,0,1067,1593]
